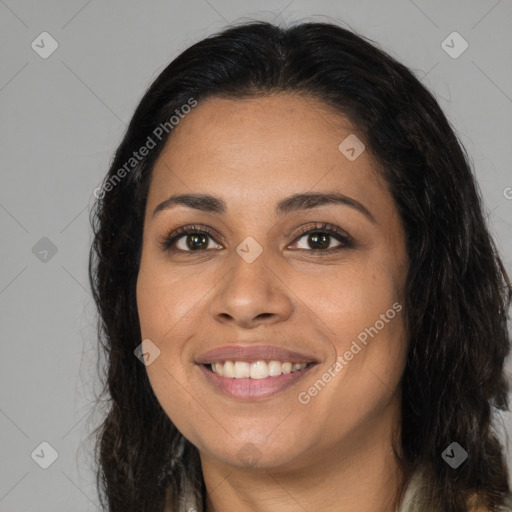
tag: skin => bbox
[136,93,410,512]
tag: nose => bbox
[209,251,294,329]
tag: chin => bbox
[199,435,312,471]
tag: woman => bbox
[88,20,512,511]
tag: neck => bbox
[201,394,404,512]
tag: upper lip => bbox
[195,344,319,365]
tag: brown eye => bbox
[290,223,354,253]
[181,233,210,251]
[297,232,339,251]
[161,225,223,253]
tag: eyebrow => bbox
[152,192,376,223]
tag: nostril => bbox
[256,313,273,320]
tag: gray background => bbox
[1,0,511,510]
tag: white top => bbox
[167,470,512,511]
[395,470,512,512]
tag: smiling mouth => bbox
[204,360,316,379]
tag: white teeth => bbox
[267,360,282,376]
[213,362,224,376]
[234,361,250,378]
[223,360,235,378]
[210,360,308,378]
[282,362,292,374]
[250,361,268,379]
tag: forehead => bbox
[148,94,388,212]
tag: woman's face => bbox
[136,94,409,471]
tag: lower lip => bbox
[198,364,316,400]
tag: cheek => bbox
[290,257,404,342]
[296,273,407,439]
[136,264,192,386]
[291,259,407,399]
[332,267,406,378]
[136,259,205,343]
[136,265,204,436]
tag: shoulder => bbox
[498,492,512,511]
[164,482,202,512]
[466,490,512,511]
[397,471,512,512]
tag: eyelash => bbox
[160,222,354,255]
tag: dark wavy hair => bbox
[87,20,512,512]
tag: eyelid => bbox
[291,222,354,245]
[158,224,222,251]
[160,222,354,253]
